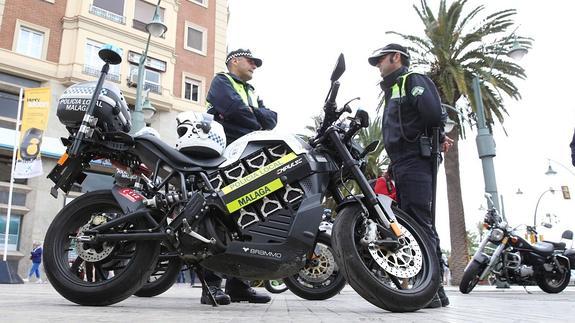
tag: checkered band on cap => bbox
[226,50,253,64]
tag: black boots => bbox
[200,286,271,305]
[425,286,449,308]
[227,287,271,303]
[200,286,231,305]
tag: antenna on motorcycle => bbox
[99,44,123,65]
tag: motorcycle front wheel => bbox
[283,233,346,300]
[459,259,487,294]
[332,204,440,312]
[43,190,161,306]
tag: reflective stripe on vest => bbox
[378,71,417,110]
[222,73,260,108]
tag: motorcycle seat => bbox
[532,242,555,255]
[135,134,226,169]
[543,240,566,250]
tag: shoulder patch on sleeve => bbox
[411,86,425,97]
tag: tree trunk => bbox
[444,126,469,286]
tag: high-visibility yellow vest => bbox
[221,73,260,108]
[377,71,416,110]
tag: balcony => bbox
[144,82,162,94]
[83,65,121,83]
[89,4,126,25]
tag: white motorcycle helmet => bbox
[175,111,226,158]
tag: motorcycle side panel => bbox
[221,131,310,168]
[200,193,324,280]
[565,249,575,269]
[111,185,146,213]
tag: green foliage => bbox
[466,230,480,255]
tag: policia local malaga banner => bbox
[14,88,51,179]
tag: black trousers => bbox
[203,269,250,291]
[391,150,443,274]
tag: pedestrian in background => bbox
[24,241,43,283]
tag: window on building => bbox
[185,23,206,54]
[91,0,126,24]
[0,155,27,185]
[16,26,44,59]
[0,214,22,251]
[83,40,121,82]
[133,0,165,33]
[184,77,201,103]
[190,0,207,6]
[129,65,162,94]
[0,91,21,129]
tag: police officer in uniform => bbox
[199,49,277,305]
[207,49,277,143]
[368,43,453,308]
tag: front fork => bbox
[327,129,401,239]
[471,233,508,280]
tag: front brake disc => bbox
[367,222,423,279]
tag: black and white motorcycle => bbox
[43,45,439,312]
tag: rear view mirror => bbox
[330,54,346,82]
[364,140,379,154]
[355,109,370,128]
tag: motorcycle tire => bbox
[44,190,161,306]
[459,259,486,294]
[264,280,289,294]
[134,247,183,297]
[332,204,440,312]
[283,233,346,300]
[536,267,571,293]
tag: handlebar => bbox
[325,81,340,110]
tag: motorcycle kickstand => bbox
[196,269,218,307]
[522,285,532,294]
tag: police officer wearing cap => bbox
[200,49,275,305]
[369,43,453,308]
[206,49,277,144]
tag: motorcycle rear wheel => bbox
[536,267,571,293]
[44,190,160,306]
[134,245,183,297]
[283,233,346,300]
[459,259,486,294]
[332,204,440,312]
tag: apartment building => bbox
[0,0,228,279]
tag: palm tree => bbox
[388,0,531,285]
[357,115,389,180]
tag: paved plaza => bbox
[0,283,574,322]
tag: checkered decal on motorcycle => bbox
[208,132,225,149]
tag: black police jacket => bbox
[380,67,444,158]
[206,72,277,143]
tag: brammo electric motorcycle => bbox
[460,194,571,294]
[43,46,439,312]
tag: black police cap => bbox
[225,49,262,67]
[368,43,410,66]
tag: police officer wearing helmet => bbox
[207,49,277,144]
[200,49,275,306]
[369,43,453,308]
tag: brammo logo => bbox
[242,247,282,259]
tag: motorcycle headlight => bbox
[489,228,505,242]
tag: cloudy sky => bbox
[226,0,575,249]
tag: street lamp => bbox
[472,28,529,214]
[533,187,556,228]
[131,0,167,133]
[545,158,575,177]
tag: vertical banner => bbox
[14,87,51,179]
